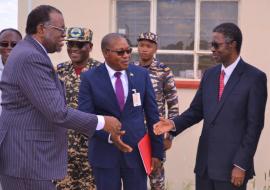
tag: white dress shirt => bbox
[105,62,129,102]
[105,62,129,143]
[221,56,240,86]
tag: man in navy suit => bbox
[0,5,127,190]
[154,23,267,190]
[78,33,164,190]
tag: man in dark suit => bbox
[0,5,128,190]
[78,33,164,190]
[154,23,267,190]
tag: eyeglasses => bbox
[106,48,132,56]
[0,41,17,48]
[45,24,66,34]
[66,41,88,49]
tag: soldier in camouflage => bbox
[134,32,179,190]
[55,27,101,190]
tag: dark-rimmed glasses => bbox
[0,41,17,48]
[45,24,66,34]
[106,48,132,56]
[66,41,88,49]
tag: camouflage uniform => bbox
[55,58,101,190]
[134,58,179,190]
[135,31,179,190]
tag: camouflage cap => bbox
[66,27,93,42]
[137,32,158,44]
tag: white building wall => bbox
[18,1,270,189]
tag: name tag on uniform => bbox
[132,89,141,107]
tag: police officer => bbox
[134,32,179,190]
[55,27,101,190]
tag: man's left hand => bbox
[111,132,133,153]
[231,166,246,187]
[151,157,162,173]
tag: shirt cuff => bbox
[234,164,246,171]
[108,134,113,144]
[96,115,105,130]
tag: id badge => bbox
[132,89,141,107]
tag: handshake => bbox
[103,116,174,153]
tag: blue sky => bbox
[0,0,18,31]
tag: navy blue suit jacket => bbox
[172,59,267,181]
[78,63,163,169]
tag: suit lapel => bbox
[100,64,122,113]
[122,66,133,112]
[209,60,245,124]
[26,35,66,96]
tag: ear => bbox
[153,44,158,52]
[102,49,109,59]
[230,41,237,49]
[36,24,45,36]
[89,43,93,50]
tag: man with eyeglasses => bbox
[0,5,129,190]
[0,28,22,115]
[153,23,267,190]
[134,32,179,190]
[55,27,101,190]
[78,33,164,190]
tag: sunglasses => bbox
[66,41,88,49]
[107,48,132,56]
[0,41,17,48]
[210,41,227,49]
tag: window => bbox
[113,0,239,80]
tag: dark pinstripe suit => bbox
[0,35,97,189]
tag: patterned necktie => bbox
[114,72,125,111]
[218,70,225,101]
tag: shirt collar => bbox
[32,37,48,54]
[105,62,126,79]
[221,56,241,76]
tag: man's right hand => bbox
[153,117,174,135]
[103,116,133,153]
[103,116,122,135]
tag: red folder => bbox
[138,133,152,175]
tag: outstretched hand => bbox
[111,131,133,153]
[153,117,174,135]
[103,116,133,153]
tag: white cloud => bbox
[0,0,18,31]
